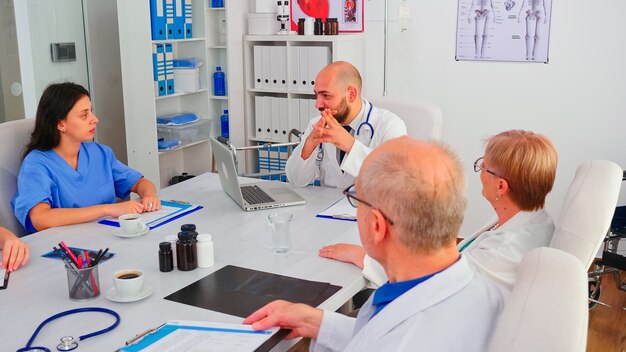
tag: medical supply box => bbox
[157,119,210,148]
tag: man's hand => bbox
[319,243,366,269]
[300,109,355,160]
[243,300,324,339]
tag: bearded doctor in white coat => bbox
[245,137,507,352]
[285,61,406,189]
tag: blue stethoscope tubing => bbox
[17,307,121,352]
[316,101,375,162]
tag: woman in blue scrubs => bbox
[12,82,161,233]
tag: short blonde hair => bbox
[485,130,557,210]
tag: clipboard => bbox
[316,197,357,222]
[98,200,203,229]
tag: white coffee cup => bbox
[118,213,146,235]
[113,269,144,298]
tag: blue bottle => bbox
[211,0,224,8]
[213,66,226,96]
[220,110,229,139]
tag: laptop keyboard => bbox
[241,185,275,205]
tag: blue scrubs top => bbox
[11,142,143,233]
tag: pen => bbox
[83,250,99,295]
[91,247,109,267]
[0,270,9,289]
[90,249,103,268]
[53,247,76,269]
[59,242,80,268]
[169,199,190,205]
[125,323,166,346]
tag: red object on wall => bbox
[291,0,329,30]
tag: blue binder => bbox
[165,43,175,94]
[149,0,166,40]
[184,0,193,38]
[152,44,166,96]
[165,0,175,39]
[174,0,184,39]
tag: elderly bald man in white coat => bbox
[244,137,507,352]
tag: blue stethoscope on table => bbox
[17,307,120,352]
[315,101,375,167]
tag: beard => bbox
[319,96,351,124]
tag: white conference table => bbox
[3,172,366,351]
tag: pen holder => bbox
[66,264,100,301]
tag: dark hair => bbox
[23,82,90,159]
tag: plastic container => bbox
[211,0,223,8]
[173,67,200,93]
[157,119,210,148]
[158,242,174,272]
[196,234,215,268]
[176,231,197,271]
[213,66,226,96]
[220,110,229,139]
[180,224,198,241]
[314,18,323,35]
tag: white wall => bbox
[83,0,127,163]
[363,0,626,234]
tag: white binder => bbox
[289,98,301,137]
[298,47,309,93]
[279,97,289,141]
[263,95,272,139]
[269,46,280,90]
[255,95,265,139]
[277,46,287,92]
[289,46,299,92]
[299,98,310,133]
[270,97,280,141]
[262,46,271,90]
[253,46,262,89]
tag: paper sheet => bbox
[98,201,202,229]
[120,320,278,352]
[316,197,357,221]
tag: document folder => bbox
[183,0,193,38]
[165,43,175,94]
[152,44,166,96]
[164,265,342,318]
[165,0,175,39]
[173,0,184,39]
[149,0,166,40]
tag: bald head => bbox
[358,137,467,252]
[318,61,362,93]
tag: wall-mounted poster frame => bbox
[290,0,364,32]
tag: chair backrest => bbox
[489,247,588,352]
[550,160,623,269]
[0,119,35,237]
[368,96,443,141]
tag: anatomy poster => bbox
[455,0,553,62]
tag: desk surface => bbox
[3,173,366,351]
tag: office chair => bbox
[489,247,588,352]
[0,118,35,237]
[549,160,623,308]
[368,96,443,141]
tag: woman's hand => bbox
[107,200,145,217]
[1,236,29,272]
[140,196,161,213]
[319,243,366,269]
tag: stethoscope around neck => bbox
[17,307,121,352]
[315,101,375,166]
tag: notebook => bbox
[210,137,305,211]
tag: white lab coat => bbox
[311,256,508,352]
[362,209,555,290]
[285,99,407,188]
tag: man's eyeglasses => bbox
[473,157,509,186]
[343,184,395,225]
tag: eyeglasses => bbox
[343,184,395,225]
[473,157,510,187]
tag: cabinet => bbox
[241,34,364,172]
[117,0,245,188]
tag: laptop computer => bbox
[210,137,305,211]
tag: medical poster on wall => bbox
[290,0,364,32]
[455,0,553,63]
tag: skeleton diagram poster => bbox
[455,0,553,63]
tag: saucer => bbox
[114,223,150,238]
[105,284,153,303]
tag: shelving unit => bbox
[241,34,364,173]
[117,0,245,188]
